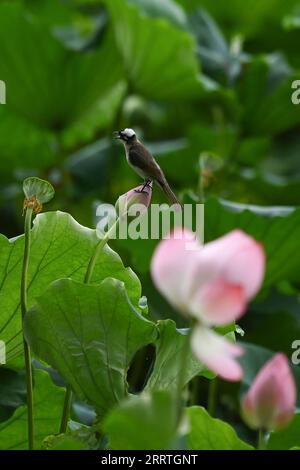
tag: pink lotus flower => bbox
[241,353,296,431]
[151,228,265,381]
[116,183,152,216]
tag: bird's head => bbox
[113,128,137,143]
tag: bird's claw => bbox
[134,188,148,194]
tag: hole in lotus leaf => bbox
[127,343,156,393]
[23,177,55,205]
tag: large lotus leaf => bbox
[0,2,126,169]
[0,370,65,450]
[103,389,177,450]
[104,0,216,100]
[145,319,205,391]
[0,211,141,367]
[24,278,157,416]
[187,406,253,450]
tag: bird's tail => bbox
[157,178,182,209]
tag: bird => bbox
[113,128,182,207]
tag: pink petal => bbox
[190,279,246,325]
[151,228,201,313]
[191,325,244,382]
[198,230,265,300]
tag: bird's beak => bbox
[113,131,121,139]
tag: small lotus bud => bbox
[241,353,296,431]
[116,183,152,217]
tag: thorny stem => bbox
[59,219,119,433]
[21,207,34,450]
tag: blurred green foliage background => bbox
[1,0,300,226]
[1,0,300,446]
[1,0,300,354]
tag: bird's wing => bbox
[129,144,181,207]
[129,145,164,182]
